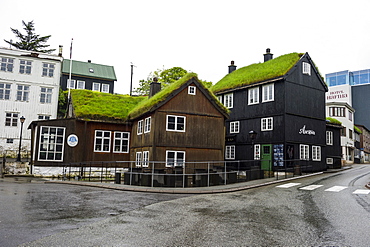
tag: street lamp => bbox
[249,130,257,145]
[16,116,25,162]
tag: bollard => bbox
[115,172,121,184]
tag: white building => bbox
[0,47,63,156]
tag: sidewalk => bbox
[45,171,331,194]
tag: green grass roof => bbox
[70,90,145,121]
[326,117,342,125]
[211,53,304,93]
[63,59,117,80]
[128,73,229,119]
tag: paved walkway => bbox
[45,171,339,194]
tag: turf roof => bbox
[211,53,304,93]
[127,73,229,119]
[70,90,145,121]
[326,117,342,125]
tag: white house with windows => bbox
[0,47,62,154]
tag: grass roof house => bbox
[212,49,330,173]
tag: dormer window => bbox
[89,68,94,73]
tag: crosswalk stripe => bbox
[353,189,370,195]
[324,186,348,192]
[276,183,301,188]
[299,185,323,191]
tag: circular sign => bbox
[67,134,79,147]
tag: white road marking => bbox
[276,183,301,188]
[352,189,370,195]
[324,186,348,192]
[299,185,323,191]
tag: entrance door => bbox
[261,144,272,171]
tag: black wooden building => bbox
[212,50,329,172]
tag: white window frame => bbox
[312,146,321,161]
[188,86,196,95]
[230,121,239,133]
[137,120,143,135]
[38,126,65,161]
[326,131,333,145]
[40,87,52,104]
[166,115,186,132]
[19,60,32,74]
[262,83,274,103]
[225,145,235,160]
[0,83,11,100]
[67,79,76,89]
[92,82,100,92]
[261,117,273,131]
[94,130,111,152]
[5,112,19,127]
[16,84,30,102]
[1,57,14,72]
[300,144,309,160]
[113,131,130,153]
[143,151,149,167]
[77,80,85,89]
[42,63,55,77]
[326,158,334,164]
[224,93,233,108]
[254,144,261,160]
[166,150,186,167]
[303,62,311,75]
[136,152,142,167]
[248,87,259,105]
[101,84,110,93]
[144,117,151,133]
[38,115,50,120]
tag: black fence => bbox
[56,159,313,188]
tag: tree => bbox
[133,67,213,95]
[4,20,55,53]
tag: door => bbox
[261,144,272,171]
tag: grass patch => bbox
[326,117,342,125]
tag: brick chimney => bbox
[264,48,273,62]
[149,77,161,98]
[228,61,237,74]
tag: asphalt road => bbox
[2,165,370,246]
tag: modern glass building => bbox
[326,69,370,87]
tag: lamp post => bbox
[16,116,25,162]
[249,130,257,146]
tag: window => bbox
[144,117,151,133]
[77,80,85,89]
[254,144,261,160]
[262,83,274,102]
[326,158,333,164]
[6,139,13,144]
[224,93,233,108]
[348,110,353,121]
[143,151,149,167]
[137,120,143,135]
[349,129,353,140]
[0,83,11,100]
[92,83,100,91]
[329,107,345,117]
[303,62,311,75]
[19,60,32,74]
[42,63,55,77]
[1,57,14,72]
[166,151,185,167]
[101,84,110,93]
[326,131,333,145]
[94,130,111,152]
[225,145,235,159]
[300,144,309,160]
[136,152,142,167]
[312,146,321,161]
[188,86,196,95]
[38,126,65,161]
[217,95,222,103]
[113,132,129,153]
[248,87,259,105]
[341,127,346,137]
[67,79,76,89]
[5,112,18,126]
[261,117,273,131]
[166,115,186,132]
[230,121,239,133]
[38,115,50,120]
[16,85,29,101]
[40,87,52,103]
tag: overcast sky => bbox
[1,0,370,94]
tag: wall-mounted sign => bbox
[299,125,315,135]
[67,134,78,147]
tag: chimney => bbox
[58,45,63,57]
[149,77,161,98]
[228,60,237,74]
[264,48,273,62]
